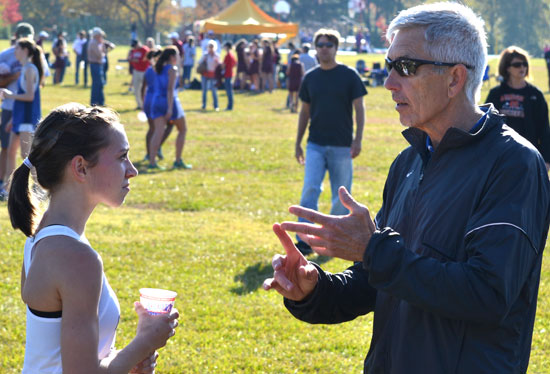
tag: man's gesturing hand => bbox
[263,223,319,301]
[281,187,376,262]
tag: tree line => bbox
[9,0,550,56]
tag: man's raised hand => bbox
[281,187,375,262]
[263,223,318,301]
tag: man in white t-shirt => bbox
[73,30,87,85]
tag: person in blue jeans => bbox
[88,27,106,106]
[199,40,219,111]
[293,28,366,255]
[222,42,236,110]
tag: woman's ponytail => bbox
[7,162,36,237]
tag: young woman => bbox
[8,103,179,373]
[260,39,275,93]
[141,49,172,161]
[485,46,550,170]
[182,37,196,88]
[235,39,249,91]
[149,46,191,169]
[248,40,260,92]
[1,38,43,189]
[52,32,67,84]
[286,51,304,113]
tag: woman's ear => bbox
[69,155,89,182]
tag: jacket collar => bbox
[402,104,504,162]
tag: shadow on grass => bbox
[231,255,332,295]
[271,107,290,114]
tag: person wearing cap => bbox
[0,22,34,199]
[36,30,48,48]
[128,39,150,110]
[73,30,87,85]
[201,30,220,54]
[88,27,106,105]
[169,32,183,57]
[182,36,196,88]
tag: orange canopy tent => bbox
[199,0,298,43]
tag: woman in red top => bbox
[222,42,237,111]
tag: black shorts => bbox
[0,109,12,149]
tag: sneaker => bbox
[157,148,164,160]
[295,241,312,255]
[173,160,192,169]
[143,154,149,161]
[147,163,165,171]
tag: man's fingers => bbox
[281,221,324,238]
[273,269,294,291]
[263,277,286,294]
[296,232,329,250]
[271,253,287,271]
[338,186,361,213]
[299,263,320,282]
[273,223,304,259]
[287,205,332,226]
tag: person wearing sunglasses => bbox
[264,3,550,374]
[485,46,550,170]
[290,28,366,255]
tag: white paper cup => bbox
[139,288,177,315]
[137,111,148,122]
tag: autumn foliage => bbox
[0,0,22,24]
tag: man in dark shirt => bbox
[264,3,550,373]
[294,28,366,255]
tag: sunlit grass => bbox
[0,40,549,372]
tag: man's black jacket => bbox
[286,105,550,373]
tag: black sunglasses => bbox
[510,61,528,68]
[316,42,334,49]
[385,57,473,77]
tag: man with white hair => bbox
[88,27,106,105]
[264,3,550,373]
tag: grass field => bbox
[1,40,550,373]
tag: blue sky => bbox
[179,0,196,7]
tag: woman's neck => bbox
[37,188,96,236]
[507,77,527,89]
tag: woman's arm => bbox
[165,66,177,119]
[56,241,178,374]
[6,67,35,102]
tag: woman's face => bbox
[14,44,28,62]
[507,57,528,82]
[169,52,178,65]
[87,126,138,207]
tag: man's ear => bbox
[448,64,468,98]
[70,155,89,182]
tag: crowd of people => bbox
[3,1,550,372]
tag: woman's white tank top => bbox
[22,225,120,373]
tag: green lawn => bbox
[1,41,550,373]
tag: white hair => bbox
[386,2,487,104]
